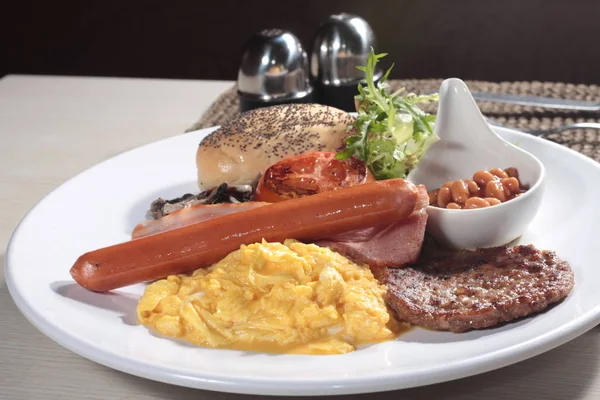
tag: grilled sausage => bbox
[70,178,420,292]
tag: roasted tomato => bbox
[254,152,375,202]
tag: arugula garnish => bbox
[336,49,439,180]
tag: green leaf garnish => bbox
[336,49,439,180]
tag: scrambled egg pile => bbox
[137,240,400,355]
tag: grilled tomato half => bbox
[255,152,374,203]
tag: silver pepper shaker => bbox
[237,29,314,112]
[310,13,381,111]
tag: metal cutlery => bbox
[486,118,600,136]
[524,122,600,136]
[472,92,600,112]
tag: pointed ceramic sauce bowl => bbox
[407,78,545,249]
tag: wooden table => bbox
[1,75,598,400]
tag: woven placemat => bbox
[188,80,600,162]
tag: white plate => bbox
[5,126,600,396]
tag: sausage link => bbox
[70,179,420,292]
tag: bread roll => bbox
[196,104,355,188]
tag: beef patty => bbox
[379,245,574,332]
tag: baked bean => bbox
[473,170,495,188]
[428,189,439,206]
[484,197,502,206]
[430,168,524,209]
[451,180,470,204]
[490,168,509,179]
[484,180,507,202]
[442,180,454,189]
[465,179,480,195]
[504,167,519,179]
[465,197,490,209]
[437,187,452,208]
[501,177,520,194]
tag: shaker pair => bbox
[237,13,381,112]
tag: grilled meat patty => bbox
[380,245,574,332]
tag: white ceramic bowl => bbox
[407,78,545,249]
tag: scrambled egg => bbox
[137,240,401,355]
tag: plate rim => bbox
[5,126,600,396]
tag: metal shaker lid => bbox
[237,29,312,101]
[310,13,381,85]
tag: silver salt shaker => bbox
[310,13,381,111]
[237,29,314,112]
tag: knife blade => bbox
[471,92,600,112]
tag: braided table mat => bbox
[189,80,600,162]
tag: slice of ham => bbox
[131,184,429,269]
[315,185,429,268]
[132,202,270,239]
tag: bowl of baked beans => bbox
[421,164,544,249]
[428,167,526,210]
[406,78,545,249]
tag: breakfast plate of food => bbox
[5,51,600,396]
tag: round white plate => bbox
[5,126,600,396]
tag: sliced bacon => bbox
[132,202,269,239]
[315,185,429,268]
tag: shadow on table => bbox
[50,281,138,325]
[102,325,600,400]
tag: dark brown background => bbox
[2,0,599,83]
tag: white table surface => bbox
[1,74,599,400]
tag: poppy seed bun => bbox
[196,104,355,189]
